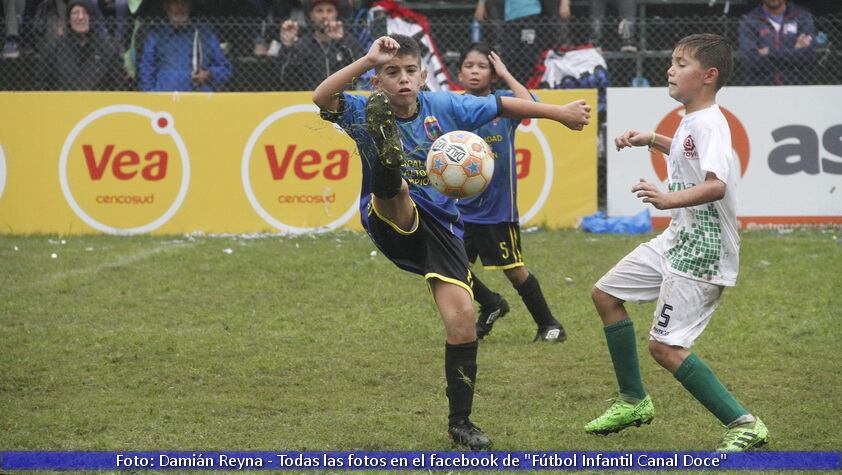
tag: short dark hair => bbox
[459,42,494,70]
[375,34,422,72]
[675,33,733,90]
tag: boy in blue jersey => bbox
[313,34,590,449]
[457,43,567,343]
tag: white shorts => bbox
[595,240,724,348]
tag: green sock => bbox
[674,353,749,425]
[604,319,646,401]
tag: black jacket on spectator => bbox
[278,31,363,91]
[41,30,125,90]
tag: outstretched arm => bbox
[615,129,672,154]
[632,173,726,210]
[313,35,398,112]
[499,97,590,130]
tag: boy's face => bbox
[667,46,716,104]
[371,54,427,109]
[458,51,493,93]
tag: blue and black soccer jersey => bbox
[456,90,522,224]
[324,91,501,239]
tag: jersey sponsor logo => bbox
[59,105,190,235]
[683,135,699,160]
[651,106,749,182]
[242,104,360,233]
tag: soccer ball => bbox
[425,130,494,199]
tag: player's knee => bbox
[648,340,672,366]
[505,267,529,287]
[591,286,616,310]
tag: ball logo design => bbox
[651,106,750,181]
[59,105,190,235]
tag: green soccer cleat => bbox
[716,417,769,452]
[584,395,655,435]
[365,91,404,168]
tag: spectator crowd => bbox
[0,0,835,91]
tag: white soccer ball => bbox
[425,130,494,199]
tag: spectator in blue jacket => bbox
[738,0,816,85]
[138,0,231,91]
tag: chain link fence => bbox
[2,10,840,211]
[1,13,840,91]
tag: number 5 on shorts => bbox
[657,303,673,328]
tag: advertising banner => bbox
[606,86,842,227]
[0,90,596,235]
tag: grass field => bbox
[1,229,840,468]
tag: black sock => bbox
[471,274,499,308]
[371,159,401,199]
[445,340,478,425]
[515,273,559,329]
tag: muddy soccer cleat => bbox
[365,91,404,168]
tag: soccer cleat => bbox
[447,419,492,450]
[475,297,510,339]
[533,323,567,343]
[716,417,769,452]
[365,91,404,168]
[584,395,655,435]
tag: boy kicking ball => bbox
[313,35,589,449]
[585,33,768,452]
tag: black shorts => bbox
[366,200,473,296]
[463,221,525,270]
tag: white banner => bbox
[607,86,842,227]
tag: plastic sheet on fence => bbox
[581,208,652,234]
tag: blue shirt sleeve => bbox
[446,93,501,131]
[319,92,368,141]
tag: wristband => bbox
[649,132,657,149]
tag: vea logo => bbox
[59,106,190,235]
[242,105,361,233]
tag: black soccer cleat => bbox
[475,296,510,339]
[447,419,492,450]
[533,323,567,343]
[365,91,404,168]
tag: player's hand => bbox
[365,36,400,66]
[487,51,511,79]
[280,19,299,47]
[615,129,651,150]
[324,20,344,40]
[556,99,591,131]
[632,178,672,210]
[758,46,769,56]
